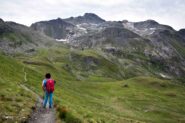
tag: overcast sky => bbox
[0,0,185,30]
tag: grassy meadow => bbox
[0,47,185,123]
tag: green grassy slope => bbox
[0,53,37,122]
[1,47,185,123]
[56,77,185,123]
[15,48,185,123]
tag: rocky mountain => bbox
[70,26,151,50]
[31,13,106,40]
[29,13,185,78]
[123,20,185,59]
[122,20,185,76]
[122,20,174,37]
[31,18,75,39]
[1,13,185,79]
[0,18,56,54]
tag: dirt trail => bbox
[20,84,56,123]
[20,67,56,123]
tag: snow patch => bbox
[159,73,171,79]
[123,22,157,36]
[123,22,134,29]
[56,39,69,43]
[76,24,87,33]
[150,28,156,30]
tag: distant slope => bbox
[71,26,151,49]
[0,19,56,54]
[31,18,75,39]
[30,13,105,40]
[123,20,185,59]
[123,20,185,77]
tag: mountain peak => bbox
[0,18,4,24]
[179,29,185,33]
[136,19,159,26]
[84,13,99,18]
[48,17,66,23]
[64,13,105,24]
[56,17,62,20]
[133,19,160,29]
[145,19,159,24]
[83,13,105,22]
[178,29,185,39]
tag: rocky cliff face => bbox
[31,18,75,39]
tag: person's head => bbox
[45,73,51,79]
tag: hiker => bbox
[42,73,56,108]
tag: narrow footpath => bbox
[20,67,56,123]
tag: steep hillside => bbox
[122,20,185,77]
[31,18,75,39]
[0,53,39,122]
[0,18,56,54]
[71,27,151,49]
[123,20,185,59]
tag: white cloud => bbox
[0,0,185,30]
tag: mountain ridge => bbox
[0,18,57,54]
[1,13,185,78]
[29,13,185,79]
[64,13,106,24]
